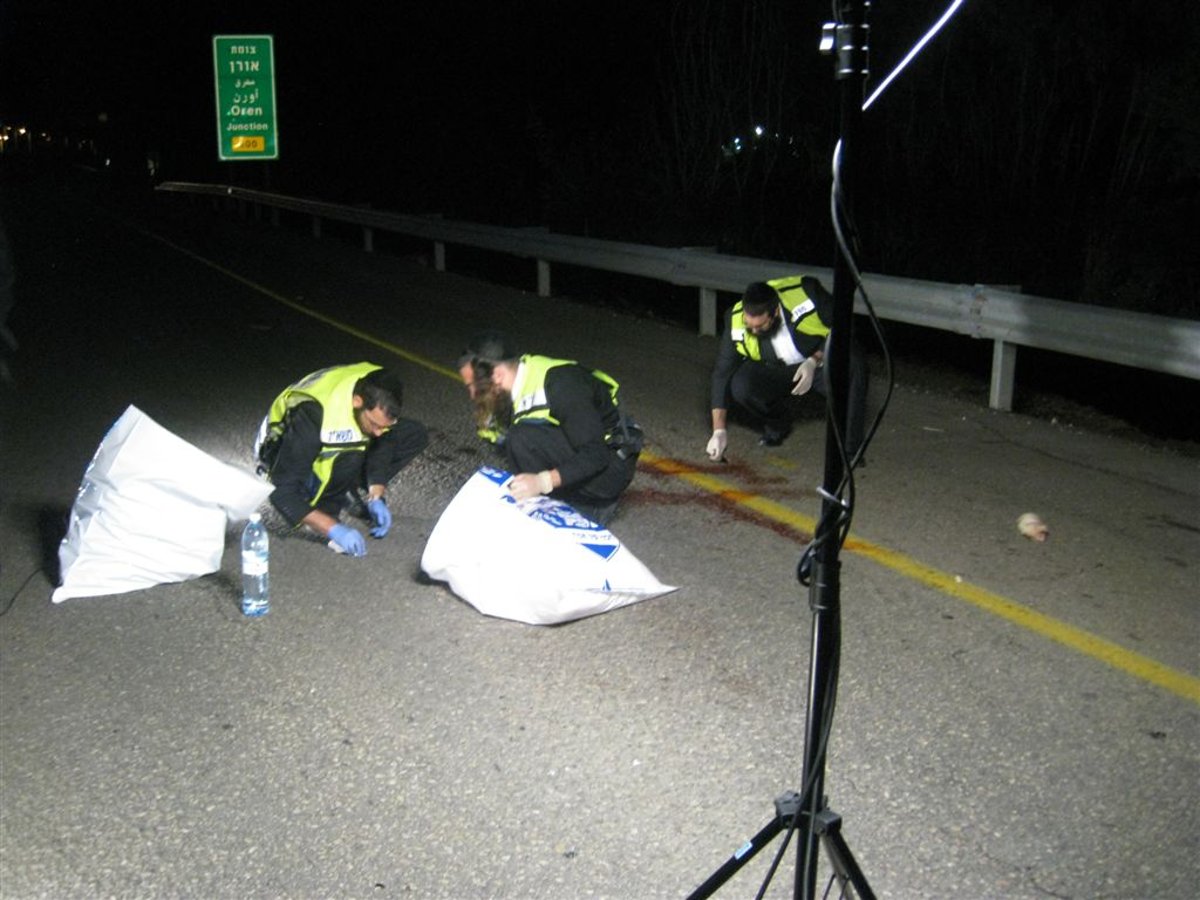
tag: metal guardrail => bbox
[156,181,1200,411]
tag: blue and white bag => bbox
[420,467,676,624]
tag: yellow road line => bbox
[140,229,460,381]
[149,232,1200,705]
[639,449,1200,705]
[845,539,1200,703]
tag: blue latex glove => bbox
[367,498,392,538]
[328,524,367,557]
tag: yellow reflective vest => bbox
[730,276,830,361]
[511,355,621,428]
[264,362,380,505]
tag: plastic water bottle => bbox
[241,512,270,617]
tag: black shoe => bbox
[344,489,369,521]
[759,428,787,447]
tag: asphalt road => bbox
[2,165,1198,899]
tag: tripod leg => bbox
[687,816,783,900]
[815,810,875,900]
[687,792,805,900]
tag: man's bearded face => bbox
[744,307,780,337]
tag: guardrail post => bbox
[434,241,446,272]
[537,259,551,297]
[312,216,321,239]
[699,287,717,336]
[271,207,280,227]
[990,339,1017,411]
[363,227,374,252]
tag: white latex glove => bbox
[509,470,554,501]
[791,357,819,396]
[706,429,728,461]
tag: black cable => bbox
[0,566,42,616]
[806,0,967,568]
[756,3,964,896]
[774,4,901,893]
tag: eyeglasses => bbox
[359,407,397,434]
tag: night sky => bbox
[3,1,1197,321]
[1,1,668,190]
[0,1,933,190]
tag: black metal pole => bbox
[685,6,874,895]
[795,2,869,898]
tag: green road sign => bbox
[213,35,279,161]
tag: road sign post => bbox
[213,35,279,161]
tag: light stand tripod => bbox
[688,2,874,897]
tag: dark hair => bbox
[742,281,780,316]
[459,330,522,382]
[355,368,405,419]
[465,329,521,365]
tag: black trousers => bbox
[504,422,637,517]
[730,347,868,454]
[310,418,429,517]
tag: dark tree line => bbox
[520,0,1198,318]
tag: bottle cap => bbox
[249,512,262,522]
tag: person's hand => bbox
[705,429,728,461]
[508,470,554,502]
[367,498,391,538]
[328,524,367,557]
[791,357,819,396]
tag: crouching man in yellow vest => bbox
[254,363,429,557]
[707,276,868,461]
[457,331,643,526]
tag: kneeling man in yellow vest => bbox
[708,277,868,460]
[457,331,643,526]
[255,363,429,557]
